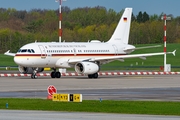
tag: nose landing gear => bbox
[31,68,38,79]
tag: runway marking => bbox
[0,72,180,77]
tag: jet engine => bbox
[18,66,44,74]
[75,62,99,74]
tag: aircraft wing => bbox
[92,50,176,62]
[4,50,16,56]
[68,50,176,64]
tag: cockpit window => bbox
[21,49,27,52]
[17,49,21,53]
[28,49,31,53]
[17,49,35,53]
[31,49,35,53]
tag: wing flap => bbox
[124,45,162,52]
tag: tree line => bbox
[0,6,180,53]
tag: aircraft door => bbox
[73,48,76,56]
[112,45,118,55]
[38,45,47,59]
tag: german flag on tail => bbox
[124,17,127,22]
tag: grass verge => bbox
[0,98,180,115]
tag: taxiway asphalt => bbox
[0,71,180,120]
[1,110,180,120]
[0,74,180,101]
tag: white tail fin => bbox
[107,8,132,44]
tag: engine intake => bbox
[75,62,99,74]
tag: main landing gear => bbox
[30,68,61,79]
[88,73,98,79]
[50,68,61,78]
[30,68,98,79]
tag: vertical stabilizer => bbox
[107,8,132,44]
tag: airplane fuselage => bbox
[14,41,135,68]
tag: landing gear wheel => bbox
[31,74,37,79]
[88,73,98,79]
[51,72,56,78]
[55,72,61,78]
[30,67,39,79]
[51,71,61,78]
[88,74,93,79]
[93,73,98,78]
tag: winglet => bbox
[172,50,176,56]
[167,50,176,56]
[4,50,16,56]
[4,50,10,54]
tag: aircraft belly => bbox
[55,58,71,68]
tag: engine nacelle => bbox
[75,62,99,74]
[18,66,44,74]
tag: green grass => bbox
[0,54,16,66]
[0,43,180,71]
[0,98,180,115]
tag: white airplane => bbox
[4,8,176,79]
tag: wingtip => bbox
[4,50,16,56]
[4,50,10,54]
[172,50,176,56]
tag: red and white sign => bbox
[47,85,57,96]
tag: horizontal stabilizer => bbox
[123,45,161,53]
[135,45,162,50]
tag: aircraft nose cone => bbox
[14,56,22,65]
